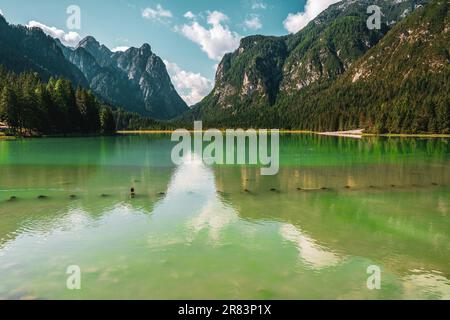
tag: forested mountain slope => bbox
[0,17,188,120]
[0,15,87,87]
[279,0,449,133]
[185,0,449,134]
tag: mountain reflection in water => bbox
[0,135,449,299]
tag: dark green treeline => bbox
[0,67,180,135]
[0,67,116,135]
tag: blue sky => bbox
[0,0,340,105]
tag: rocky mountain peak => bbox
[68,36,187,119]
[76,36,112,66]
[77,36,100,49]
[139,43,152,55]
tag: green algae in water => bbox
[0,135,449,299]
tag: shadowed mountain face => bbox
[187,0,445,133]
[0,17,188,120]
[68,37,189,120]
[0,15,88,87]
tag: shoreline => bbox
[2,131,449,139]
[117,130,314,134]
[0,132,113,139]
[363,133,450,138]
[117,130,450,138]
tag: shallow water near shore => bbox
[0,134,449,299]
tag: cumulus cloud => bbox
[184,11,196,19]
[244,16,262,30]
[164,60,213,106]
[252,2,267,10]
[180,11,241,61]
[142,4,172,21]
[27,20,81,47]
[111,46,130,52]
[283,0,341,34]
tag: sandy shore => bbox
[318,129,364,139]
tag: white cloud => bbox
[283,0,341,34]
[26,20,81,47]
[280,224,341,269]
[252,2,267,10]
[142,4,173,21]
[111,46,130,52]
[164,60,213,106]
[0,9,3,16]
[184,11,196,19]
[180,11,241,61]
[207,11,228,25]
[244,16,262,30]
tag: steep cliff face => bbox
[212,36,288,108]
[0,15,88,87]
[69,38,188,120]
[191,0,428,120]
[76,36,112,67]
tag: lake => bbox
[0,134,449,299]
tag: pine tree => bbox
[100,106,116,134]
[0,85,20,133]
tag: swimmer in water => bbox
[130,187,135,198]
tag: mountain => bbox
[66,37,188,120]
[0,15,88,87]
[187,0,447,134]
[281,0,449,133]
[0,16,188,120]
